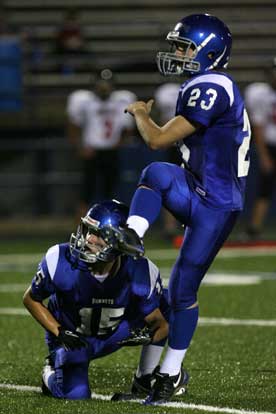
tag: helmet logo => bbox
[168,30,180,39]
[197,33,216,51]
[174,22,183,31]
[84,217,100,228]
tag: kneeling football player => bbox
[23,200,188,400]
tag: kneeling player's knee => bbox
[65,385,91,400]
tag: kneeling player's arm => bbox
[144,308,169,343]
[23,286,61,336]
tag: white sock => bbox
[136,344,164,377]
[127,215,149,238]
[42,365,55,387]
[160,346,187,376]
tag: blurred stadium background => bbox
[0,0,276,240]
[1,3,276,413]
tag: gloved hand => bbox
[118,326,153,347]
[57,327,88,351]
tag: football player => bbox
[66,69,137,219]
[107,14,251,403]
[244,57,276,239]
[23,200,183,400]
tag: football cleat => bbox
[101,225,144,259]
[111,368,158,401]
[41,355,54,396]
[144,366,189,404]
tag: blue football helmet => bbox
[70,199,129,264]
[156,14,232,76]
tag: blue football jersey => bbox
[31,243,162,338]
[175,71,251,210]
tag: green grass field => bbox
[0,237,276,414]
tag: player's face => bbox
[85,233,107,255]
[95,80,112,100]
[174,43,196,59]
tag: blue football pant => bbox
[44,292,170,399]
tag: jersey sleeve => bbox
[30,259,55,301]
[30,245,60,301]
[177,80,231,127]
[131,258,163,317]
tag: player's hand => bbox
[118,326,153,347]
[125,99,154,116]
[57,327,88,351]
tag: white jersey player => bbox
[154,83,180,123]
[67,88,136,149]
[66,71,137,216]
[243,59,276,239]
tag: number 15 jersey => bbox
[175,70,251,210]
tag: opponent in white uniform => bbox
[244,59,276,238]
[66,70,137,216]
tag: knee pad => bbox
[65,384,91,400]
[139,162,172,193]
[54,347,88,368]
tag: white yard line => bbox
[0,307,276,328]
[0,383,274,414]
[0,308,29,315]
[160,272,276,286]
[148,247,276,260]
[199,317,276,327]
[0,284,28,292]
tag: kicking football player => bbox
[23,200,182,400]
[108,14,251,403]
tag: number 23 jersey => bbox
[176,70,251,210]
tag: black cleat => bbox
[144,366,189,404]
[111,368,158,401]
[101,225,144,258]
[131,371,156,395]
[41,379,52,396]
[41,355,54,396]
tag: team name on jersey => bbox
[91,298,114,305]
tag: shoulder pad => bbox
[45,244,60,280]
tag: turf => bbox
[0,238,276,414]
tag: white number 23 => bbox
[187,88,218,110]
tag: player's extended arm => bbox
[23,286,87,351]
[144,307,169,343]
[23,286,61,336]
[125,100,197,150]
